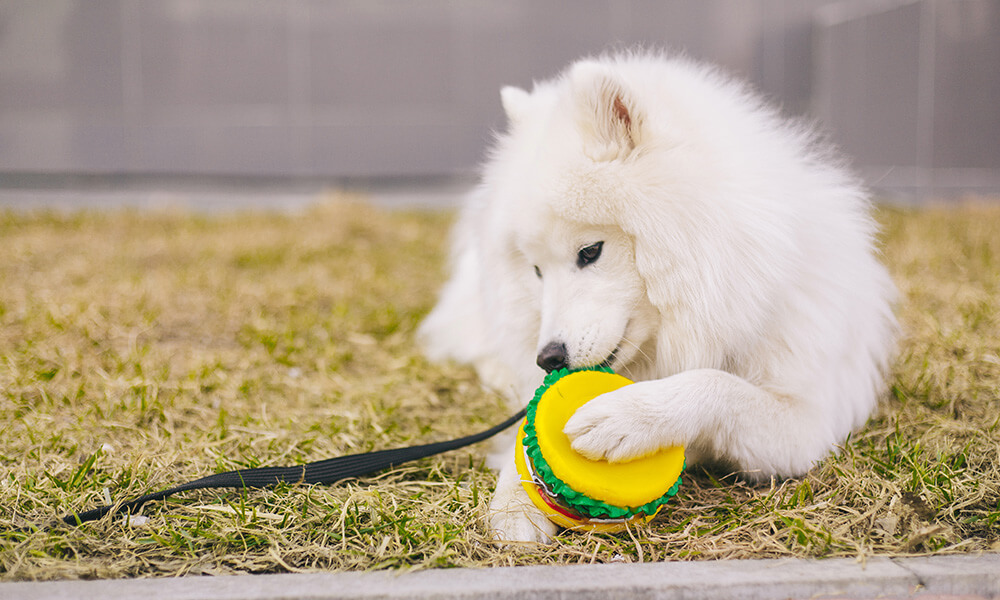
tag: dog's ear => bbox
[570,61,642,161]
[501,86,531,126]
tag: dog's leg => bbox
[488,457,558,543]
[564,368,831,479]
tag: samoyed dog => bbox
[418,52,897,543]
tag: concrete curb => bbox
[3,554,998,600]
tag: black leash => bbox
[52,408,526,528]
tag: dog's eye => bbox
[534,265,542,279]
[576,242,604,268]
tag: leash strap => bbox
[56,408,526,528]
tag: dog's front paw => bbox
[488,459,557,543]
[564,383,677,463]
[488,504,557,544]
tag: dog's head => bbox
[485,54,795,377]
[491,59,667,374]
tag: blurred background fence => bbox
[0,0,997,201]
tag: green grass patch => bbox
[1,196,998,579]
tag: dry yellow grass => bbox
[1,196,998,580]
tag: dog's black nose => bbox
[536,341,569,373]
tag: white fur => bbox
[418,52,898,543]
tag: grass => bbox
[1,195,999,580]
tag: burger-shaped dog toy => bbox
[515,367,685,532]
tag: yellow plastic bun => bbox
[515,368,685,532]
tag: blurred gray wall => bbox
[814,0,1000,197]
[0,0,997,198]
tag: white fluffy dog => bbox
[418,52,897,543]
